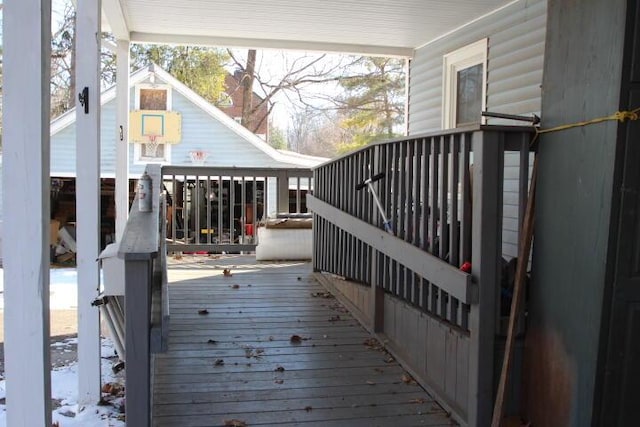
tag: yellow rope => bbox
[535,107,640,135]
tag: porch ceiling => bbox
[103,0,515,57]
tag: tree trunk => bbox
[241,49,257,129]
[69,12,77,109]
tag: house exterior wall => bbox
[408,0,546,259]
[50,80,290,178]
[525,0,628,425]
[218,72,269,137]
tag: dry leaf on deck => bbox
[274,366,285,372]
[290,335,302,343]
[384,356,395,363]
[409,398,427,404]
[214,359,225,366]
[366,380,376,385]
[207,339,218,344]
[198,309,209,315]
[223,419,247,427]
[304,406,313,412]
[274,379,284,384]
[230,284,240,289]
[401,373,416,385]
[223,269,233,277]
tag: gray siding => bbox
[408,0,546,258]
[51,79,297,178]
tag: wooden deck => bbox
[153,255,454,427]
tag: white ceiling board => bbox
[103,0,516,56]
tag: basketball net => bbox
[190,150,208,165]
[145,134,160,157]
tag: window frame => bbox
[442,38,488,129]
[133,82,173,164]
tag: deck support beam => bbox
[3,0,53,424]
[115,39,131,240]
[76,0,103,405]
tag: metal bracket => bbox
[482,111,540,125]
[78,87,89,114]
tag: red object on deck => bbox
[245,224,254,236]
[460,261,472,273]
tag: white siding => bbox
[408,0,546,258]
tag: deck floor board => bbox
[153,255,453,426]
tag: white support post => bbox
[115,39,131,240]
[75,0,103,406]
[3,1,52,425]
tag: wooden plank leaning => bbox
[491,154,539,427]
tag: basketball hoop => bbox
[190,150,208,165]
[145,134,160,157]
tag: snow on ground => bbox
[0,337,125,427]
[0,268,125,426]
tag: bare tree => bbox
[227,49,348,135]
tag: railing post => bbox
[469,131,503,427]
[124,259,153,427]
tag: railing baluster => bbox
[206,176,212,245]
[217,175,223,245]
[183,174,188,245]
[429,138,439,256]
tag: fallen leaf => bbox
[409,398,427,404]
[401,373,416,385]
[268,336,274,341]
[198,309,209,315]
[274,379,284,384]
[366,380,376,385]
[290,335,302,343]
[223,269,233,277]
[374,368,384,373]
[304,406,313,412]
[297,277,302,281]
[223,419,247,427]
[230,284,240,289]
[384,356,395,363]
[173,254,183,260]
[274,366,285,372]
[328,315,341,322]
[214,359,225,366]
[311,291,333,298]
[207,339,218,344]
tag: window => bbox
[134,83,173,164]
[442,39,487,129]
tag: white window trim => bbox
[442,38,488,130]
[133,82,173,164]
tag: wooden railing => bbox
[161,166,313,253]
[118,164,168,427]
[308,126,534,427]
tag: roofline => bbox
[150,66,323,167]
[130,32,414,58]
[49,64,325,168]
[50,66,150,135]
